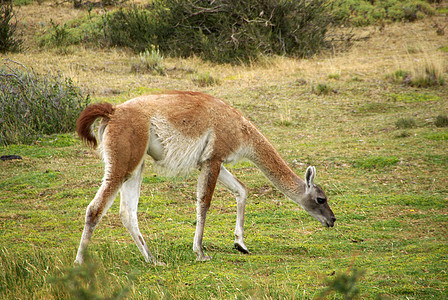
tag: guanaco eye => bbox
[317,197,326,204]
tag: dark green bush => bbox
[0,60,90,145]
[103,5,156,51]
[103,0,334,63]
[0,2,22,53]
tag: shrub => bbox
[390,60,445,88]
[0,60,90,145]
[434,114,448,127]
[131,46,165,75]
[0,2,22,53]
[315,83,334,95]
[192,72,220,87]
[103,5,156,52]
[104,0,334,63]
[410,60,445,87]
[389,69,410,84]
[48,20,72,48]
[395,117,416,129]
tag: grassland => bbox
[1,2,448,299]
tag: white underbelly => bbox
[147,116,215,176]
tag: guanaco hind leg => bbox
[75,175,122,264]
[119,162,164,265]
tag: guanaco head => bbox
[300,166,336,227]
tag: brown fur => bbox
[76,102,114,148]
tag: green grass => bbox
[352,156,399,169]
[425,131,448,141]
[388,92,442,103]
[1,83,447,298]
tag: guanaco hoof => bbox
[234,243,250,254]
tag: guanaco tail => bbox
[74,91,336,264]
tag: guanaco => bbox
[74,91,336,264]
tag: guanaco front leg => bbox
[193,159,222,261]
[218,166,249,254]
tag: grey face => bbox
[302,184,336,227]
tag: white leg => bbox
[193,160,221,261]
[120,163,164,265]
[218,166,249,254]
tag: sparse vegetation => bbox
[410,59,445,87]
[0,60,90,145]
[394,130,412,138]
[388,92,441,103]
[389,69,410,84]
[425,131,448,141]
[50,252,130,299]
[328,73,341,80]
[275,102,295,127]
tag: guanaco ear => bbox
[305,166,316,193]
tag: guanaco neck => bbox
[245,127,307,202]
